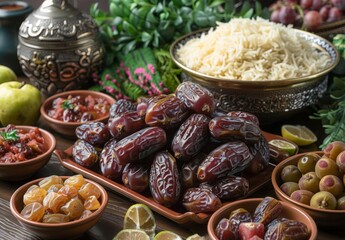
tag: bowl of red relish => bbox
[0,124,56,181]
[40,90,115,138]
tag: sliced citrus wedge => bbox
[186,233,206,240]
[123,203,156,239]
[153,230,183,240]
[281,125,317,146]
[269,139,297,155]
[113,229,150,240]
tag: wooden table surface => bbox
[1,104,345,239]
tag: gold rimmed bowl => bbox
[170,28,339,124]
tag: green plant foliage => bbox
[91,0,269,59]
[90,0,269,100]
[311,34,345,149]
[311,76,345,149]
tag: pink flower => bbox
[148,64,155,74]
[144,72,152,81]
[105,86,116,94]
[134,67,146,74]
[105,74,111,81]
[150,83,162,95]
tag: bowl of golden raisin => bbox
[272,141,345,228]
[10,174,108,240]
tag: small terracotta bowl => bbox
[207,198,317,240]
[272,151,345,229]
[10,176,108,240]
[0,126,56,181]
[40,90,115,138]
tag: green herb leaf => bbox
[240,1,252,16]
[242,8,254,18]
[62,100,74,110]
[1,130,19,142]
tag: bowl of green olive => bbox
[272,141,345,229]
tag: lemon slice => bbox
[268,139,297,155]
[186,234,206,240]
[153,230,183,240]
[123,203,156,239]
[113,229,150,240]
[281,125,317,146]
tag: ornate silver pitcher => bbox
[17,0,104,97]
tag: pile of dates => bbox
[71,81,270,213]
[215,197,310,240]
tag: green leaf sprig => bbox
[0,130,19,142]
[62,100,74,110]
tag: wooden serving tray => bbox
[54,131,295,224]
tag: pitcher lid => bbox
[18,0,100,43]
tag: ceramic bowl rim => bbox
[272,151,345,214]
[0,126,56,166]
[0,1,32,17]
[40,90,115,127]
[170,28,340,88]
[10,176,108,228]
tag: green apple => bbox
[0,81,42,126]
[0,65,17,84]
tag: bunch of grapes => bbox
[270,0,345,30]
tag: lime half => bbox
[269,139,297,156]
[113,229,150,240]
[186,234,206,240]
[281,125,317,146]
[123,203,156,239]
[153,230,183,240]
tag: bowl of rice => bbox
[170,18,339,124]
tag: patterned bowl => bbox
[170,28,339,124]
